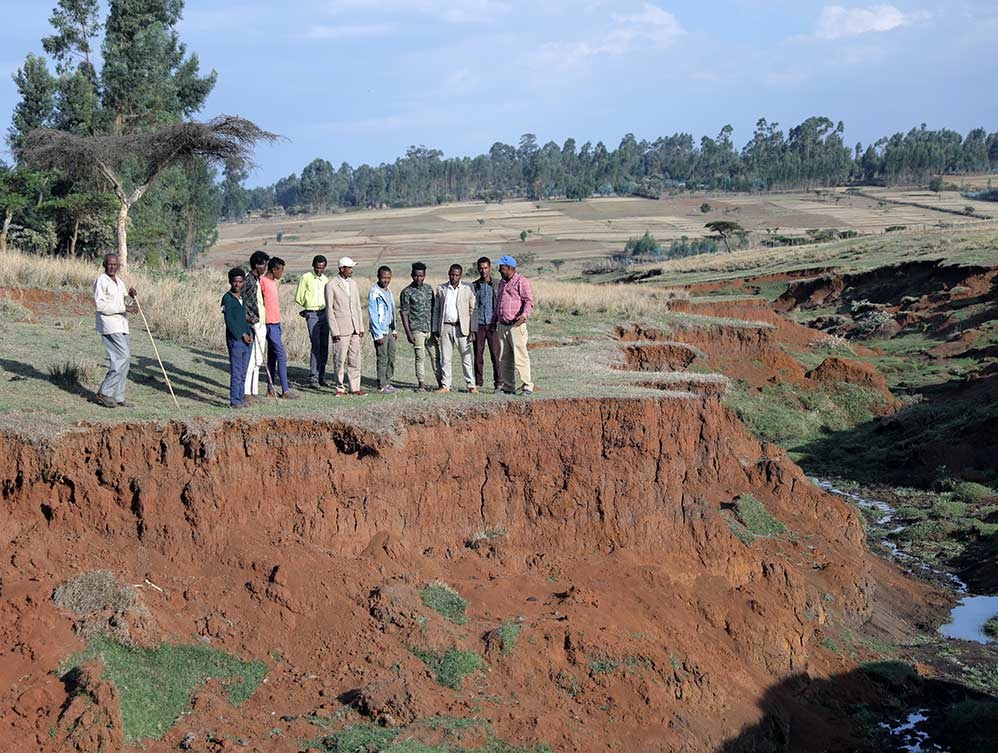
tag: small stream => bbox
[814,479,997,753]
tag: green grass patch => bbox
[308,722,550,753]
[410,647,484,690]
[588,658,620,676]
[420,582,468,625]
[858,660,919,690]
[734,494,786,537]
[64,637,266,743]
[490,621,521,656]
[983,617,998,639]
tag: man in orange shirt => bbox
[259,256,300,400]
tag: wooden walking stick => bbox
[132,295,181,410]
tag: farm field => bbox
[209,183,996,278]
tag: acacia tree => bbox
[20,116,277,268]
[705,220,747,252]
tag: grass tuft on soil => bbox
[735,494,786,537]
[410,647,484,690]
[64,637,266,743]
[309,722,551,753]
[421,581,468,625]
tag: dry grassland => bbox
[210,187,996,278]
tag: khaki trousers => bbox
[497,323,532,392]
[332,332,362,393]
[440,322,474,389]
[411,330,439,386]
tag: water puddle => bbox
[939,595,998,644]
[880,710,949,753]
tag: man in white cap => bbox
[324,256,366,396]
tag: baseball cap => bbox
[339,256,356,268]
[496,255,517,268]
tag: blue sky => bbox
[1,1,994,185]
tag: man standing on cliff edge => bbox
[93,253,138,408]
[492,255,534,395]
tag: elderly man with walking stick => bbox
[93,253,138,408]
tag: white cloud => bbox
[612,3,685,48]
[326,0,510,24]
[305,24,395,39]
[815,4,929,39]
[534,2,684,70]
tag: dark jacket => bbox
[243,272,262,324]
[222,291,253,340]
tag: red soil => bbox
[0,398,935,753]
[805,357,900,414]
[0,287,91,321]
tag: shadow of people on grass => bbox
[714,661,996,753]
[0,358,97,403]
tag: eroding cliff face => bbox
[0,397,929,752]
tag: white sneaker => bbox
[380,385,397,393]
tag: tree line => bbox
[2,4,996,262]
[221,119,998,220]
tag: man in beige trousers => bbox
[432,263,477,393]
[325,256,366,396]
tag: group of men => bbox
[221,252,535,408]
[93,250,535,409]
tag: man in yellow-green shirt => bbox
[295,254,330,388]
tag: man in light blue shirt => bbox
[368,265,398,393]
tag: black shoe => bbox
[116,400,134,407]
[96,395,116,408]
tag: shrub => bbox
[623,231,661,257]
[885,225,907,233]
[954,482,995,503]
[700,202,711,213]
[275,230,283,242]
[420,581,468,624]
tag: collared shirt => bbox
[473,276,498,325]
[260,275,281,324]
[295,270,328,311]
[443,284,460,324]
[93,273,129,335]
[399,282,434,332]
[367,284,396,339]
[494,272,534,325]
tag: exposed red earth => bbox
[0,394,942,753]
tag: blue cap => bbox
[497,255,517,268]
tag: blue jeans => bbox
[266,323,290,393]
[304,311,329,384]
[227,335,252,406]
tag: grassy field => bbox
[210,185,997,280]
[0,249,731,435]
[595,224,998,289]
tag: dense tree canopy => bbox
[4,0,220,264]
[233,119,997,219]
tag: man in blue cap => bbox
[491,255,534,395]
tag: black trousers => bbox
[473,325,501,387]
